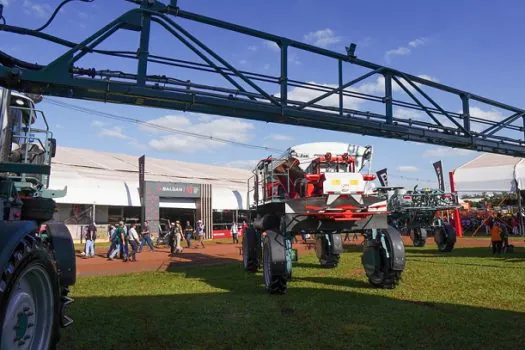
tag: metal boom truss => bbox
[1,0,525,156]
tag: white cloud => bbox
[356,74,438,95]
[263,64,270,70]
[408,37,428,48]
[304,28,342,48]
[397,166,419,172]
[267,134,294,141]
[262,41,280,52]
[139,115,191,134]
[394,107,424,120]
[23,0,52,18]
[224,159,259,170]
[99,127,129,140]
[469,106,503,122]
[239,59,248,65]
[423,147,475,158]
[77,11,88,19]
[146,115,255,153]
[248,45,258,52]
[91,120,106,128]
[55,124,64,129]
[385,46,411,59]
[281,81,363,111]
[448,106,504,133]
[385,37,429,61]
[128,141,147,150]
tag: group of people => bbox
[107,221,143,262]
[81,219,207,262]
[168,219,206,256]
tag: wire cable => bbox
[35,0,95,32]
[44,97,286,153]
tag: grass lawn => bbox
[59,245,525,350]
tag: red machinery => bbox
[243,142,405,294]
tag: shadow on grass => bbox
[292,276,371,289]
[405,246,525,262]
[58,263,525,350]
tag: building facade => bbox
[49,146,251,240]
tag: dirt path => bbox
[76,236,525,277]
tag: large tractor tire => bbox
[410,227,427,247]
[1,234,61,350]
[262,230,289,294]
[361,226,405,289]
[242,227,260,272]
[434,224,457,252]
[315,234,343,268]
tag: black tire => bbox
[361,228,404,289]
[21,197,56,222]
[410,228,427,247]
[262,230,287,294]
[315,235,340,268]
[0,234,61,349]
[242,227,259,272]
[434,224,457,252]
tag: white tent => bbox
[454,153,523,192]
[49,146,251,210]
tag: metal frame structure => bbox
[1,0,525,158]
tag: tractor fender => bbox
[384,226,406,271]
[45,223,76,286]
[331,233,343,255]
[0,221,39,272]
[265,229,288,277]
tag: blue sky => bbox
[1,0,524,189]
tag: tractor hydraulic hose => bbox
[0,4,5,25]
[0,50,43,70]
[34,0,95,32]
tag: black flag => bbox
[376,168,388,187]
[433,160,445,191]
[138,155,145,203]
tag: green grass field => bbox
[59,245,525,350]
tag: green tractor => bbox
[0,88,76,349]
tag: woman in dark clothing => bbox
[184,221,193,248]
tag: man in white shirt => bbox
[231,222,239,244]
[128,223,140,262]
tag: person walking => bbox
[84,222,97,258]
[108,222,126,261]
[106,225,117,258]
[490,221,503,255]
[139,220,155,252]
[184,221,193,248]
[175,220,184,254]
[231,222,239,244]
[195,220,205,248]
[128,223,140,261]
[168,222,176,257]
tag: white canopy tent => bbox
[49,146,250,210]
[454,153,524,193]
